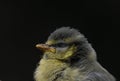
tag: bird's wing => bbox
[82,72,116,81]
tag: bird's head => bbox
[36,27,96,62]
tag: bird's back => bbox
[69,61,116,81]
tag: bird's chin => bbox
[44,51,54,55]
[43,52,56,59]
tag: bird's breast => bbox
[34,59,69,81]
[34,59,88,81]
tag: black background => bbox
[0,0,119,81]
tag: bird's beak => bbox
[36,44,56,53]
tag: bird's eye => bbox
[51,43,68,48]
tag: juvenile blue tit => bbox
[34,27,116,81]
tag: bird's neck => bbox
[39,58,69,67]
[70,56,95,72]
[34,58,68,81]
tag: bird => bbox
[34,27,116,81]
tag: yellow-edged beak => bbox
[36,44,56,53]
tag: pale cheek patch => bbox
[61,46,77,60]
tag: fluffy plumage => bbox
[34,27,116,81]
[48,27,81,40]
